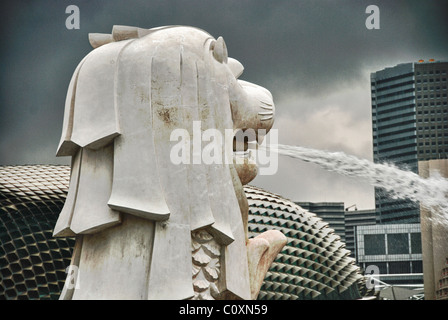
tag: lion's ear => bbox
[211,36,228,63]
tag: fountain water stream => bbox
[261,144,448,227]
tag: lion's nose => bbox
[236,80,275,136]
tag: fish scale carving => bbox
[191,230,221,300]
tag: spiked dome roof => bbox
[0,165,364,300]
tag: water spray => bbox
[261,144,448,228]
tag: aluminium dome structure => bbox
[246,186,364,300]
[0,165,73,299]
[0,165,366,300]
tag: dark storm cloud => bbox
[0,0,447,171]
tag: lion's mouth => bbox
[232,129,259,185]
[232,129,259,154]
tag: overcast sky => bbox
[1,0,447,209]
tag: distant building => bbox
[295,202,346,243]
[344,208,378,260]
[418,159,448,300]
[370,60,448,224]
[356,223,423,288]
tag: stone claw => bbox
[247,230,287,299]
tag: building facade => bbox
[371,60,448,223]
[418,159,448,300]
[344,208,378,260]
[356,223,423,287]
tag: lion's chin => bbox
[233,151,258,185]
[232,128,261,185]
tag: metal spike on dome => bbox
[263,281,274,290]
[299,268,308,277]
[279,283,289,292]
[338,285,348,293]
[315,273,325,281]
[266,292,276,300]
[324,286,335,295]
[274,292,285,300]
[321,275,333,285]
[257,291,267,299]
[270,283,281,291]
[316,282,327,292]
[285,220,297,228]
[300,277,310,286]
[304,288,318,298]
[291,266,301,275]
[330,279,339,288]
[302,288,312,298]
[294,286,305,296]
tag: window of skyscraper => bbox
[364,234,386,255]
[389,261,411,274]
[387,233,409,254]
[412,261,423,273]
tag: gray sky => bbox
[1,0,447,209]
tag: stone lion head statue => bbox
[53,25,276,299]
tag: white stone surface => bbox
[54,25,281,300]
[247,230,287,299]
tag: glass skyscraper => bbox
[371,60,448,223]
